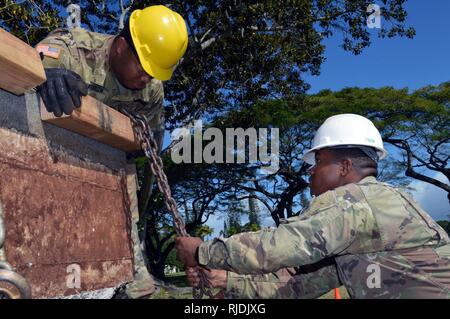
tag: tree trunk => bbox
[151,261,166,280]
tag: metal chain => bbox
[120,107,214,299]
[0,201,33,299]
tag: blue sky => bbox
[304,0,450,93]
[169,1,450,237]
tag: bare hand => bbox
[174,236,203,267]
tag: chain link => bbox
[120,107,214,299]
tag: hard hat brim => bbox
[139,54,173,81]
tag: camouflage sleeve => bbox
[225,261,341,299]
[198,187,376,274]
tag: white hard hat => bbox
[302,114,388,165]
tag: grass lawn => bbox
[164,272,190,287]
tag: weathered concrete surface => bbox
[0,89,136,298]
[55,286,117,299]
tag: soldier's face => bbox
[308,149,344,197]
[112,37,152,90]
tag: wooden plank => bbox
[40,95,141,151]
[0,28,46,95]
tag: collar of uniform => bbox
[356,176,378,185]
[113,75,129,95]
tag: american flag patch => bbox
[36,44,61,59]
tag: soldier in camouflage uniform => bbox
[176,114,450,298]
[36,5,189,298]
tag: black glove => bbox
[37,68,88,117]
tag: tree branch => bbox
[386,138,450,200]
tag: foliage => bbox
[165,0,415,128]
[299,83,449,199]
[437,219,450,236]
[245,194,262,232]
[195,83,449,227]
[193,224,214,239]
[0,0,61,44]
[165,248,184,270]
[222,199,246,237]
[1,0,415,128]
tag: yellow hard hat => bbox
[129,5,188,81]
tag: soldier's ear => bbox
[115,36,128,55]
[340,158,352,177]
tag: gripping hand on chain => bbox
[186,267,227,289]
[37,68,88,117]
[186,267,226,299]
[175,237,203,267]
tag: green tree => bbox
[166,0,415,128]
[0,0,60,44]
[302,84,449,200]
[165,248,183,270]
[201,83,448,226]
[142,192,176,279]
[383,82,450,201]
[194,224,214,240]
[436,219,450,236]
[142,153,242,278]
[1,0,415,128]
[244,192,261,232]
[223,199,246,237]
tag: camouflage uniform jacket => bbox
[36,27,165,146]
[198,176,450,298]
